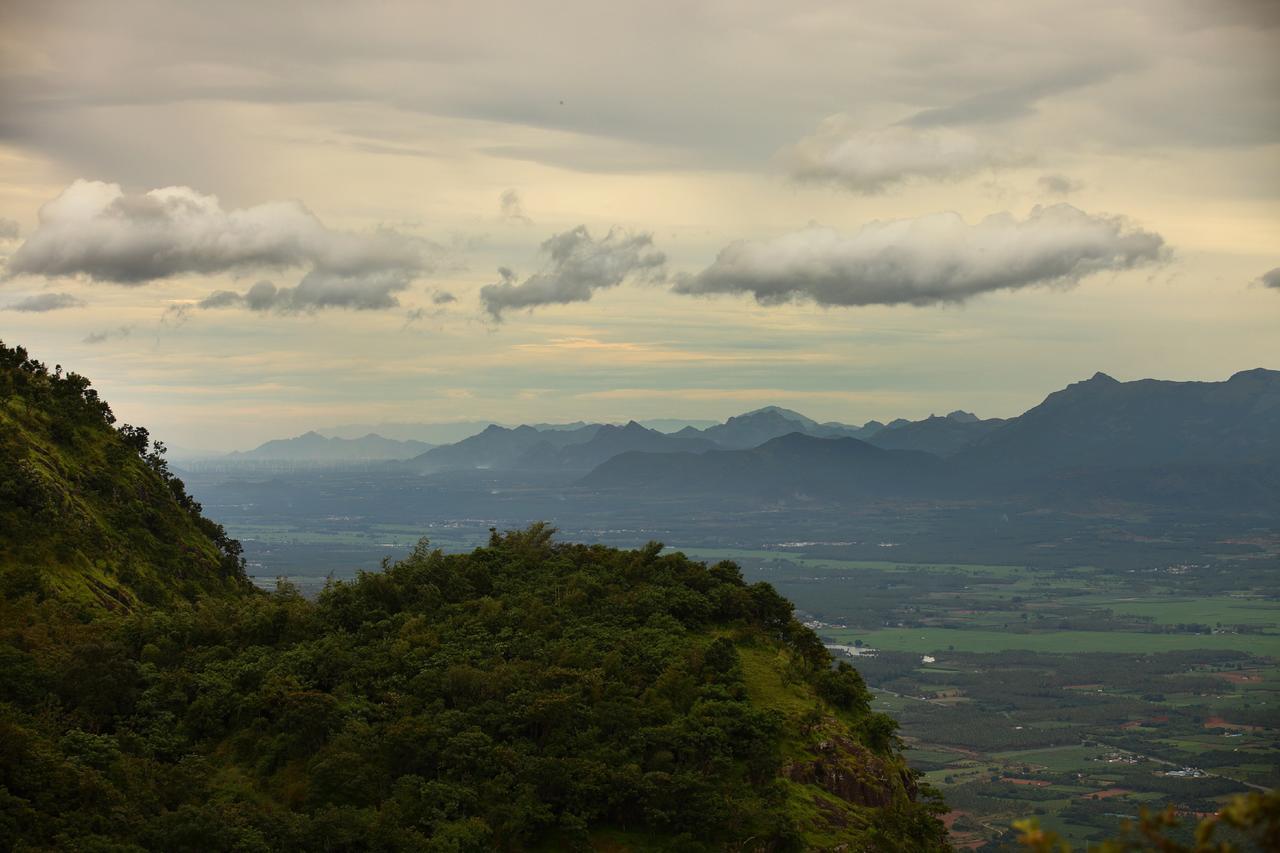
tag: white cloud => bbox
[84,324,134,344]
[499,189,532,224]
[480,226,666,320]
[4,292,84,312]
[674,204,1166,308]
[781,121,1009,193]
[8,180,438,311]
[1038,174,1085,195]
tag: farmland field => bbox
[182,468,1280,849]
[691,548,1280,850]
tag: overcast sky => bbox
[1,0,1277,449]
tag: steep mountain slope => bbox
[229,431,433,462]
[583,432,948,500]
[0,341,249,607]
[867,411,1006,457]
[955,369,1280,481]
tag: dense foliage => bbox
[0,341,247,606]
[0,526,947,851]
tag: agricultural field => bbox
[690,548,1279,850]
[184,467,1278,848]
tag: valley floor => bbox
[182,467,1279,849]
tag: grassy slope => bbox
[0,342,249,608]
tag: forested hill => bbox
[0,340,248,607]
[0,340,947,851]
[1,526,949,851]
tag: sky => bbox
[0,0,1277,450]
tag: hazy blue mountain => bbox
[229,431,433,462]
[955,369,1280,481]
[637,418,721,432]
[697,406,868,448]
[867,411,1007,457]
[319,421,495,444]
[578,370,1280,508]
[582,432,947,499]
[515,421,718,470]
[412,423,601,472]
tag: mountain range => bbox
[197,369,1280,513]
[585,369,1280,509]
[227,430,434,462]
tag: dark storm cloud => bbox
[4,292,85,312]
[8,181,437,311]
[1258,268,1280,289]
[480,226,666,320]
[673,204,1165,308]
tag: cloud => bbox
[781,121,1007,193]
[673,204,1165,309]
[196,271,413,313]
[480,226,666,320]
[432,290,457,304]
[84,324,134,344]
[901,66,1124,128]
[4,291,85,312]
[160,303,193,326]
[1258,267,1280,289]
[1038,174,1084,195]
[499,189,532,224]
[0,218,19,240]
[7,180,437,310]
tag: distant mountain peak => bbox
[737,406,815,425]
[1229,367,1280,382]
[946,410,979,423]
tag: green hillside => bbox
[0,341,946,851]
[0,526,949,851]
[0,341,249,607]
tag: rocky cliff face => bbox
[784,728,918,811]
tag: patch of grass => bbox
[737,644,816,719]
